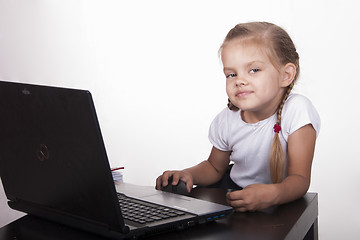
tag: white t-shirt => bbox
[208,93,321,188]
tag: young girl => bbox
[156,22,320,212]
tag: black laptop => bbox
[0,81,232,239]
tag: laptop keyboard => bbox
[117,193,187,224]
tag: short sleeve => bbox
[208,108,232,151]
[281,94,321,140]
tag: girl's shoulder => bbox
[213,107,241,124]
[285,93,313,107]
[210,107,241,132]
[282,93,321,136]
[283,93,319,117]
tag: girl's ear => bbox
[280,63,296,87]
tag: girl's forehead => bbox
[221,40,272,63]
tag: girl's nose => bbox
[235,77,247,87]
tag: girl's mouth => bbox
[236,91,252,98]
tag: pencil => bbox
[111,167,124,171]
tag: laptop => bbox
[0,81,232,239]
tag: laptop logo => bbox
[22,88,31,95]
[36,144,50,161]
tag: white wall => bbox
[1,0,359,238]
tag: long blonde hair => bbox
[220,22,300,183]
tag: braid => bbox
[227,98,239,111]
[270,83,294,183]
[276,82,294,125]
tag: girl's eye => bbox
[226,73,237,78]
[249,68,260,74]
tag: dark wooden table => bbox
[0,187,318,240]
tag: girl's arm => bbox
[186,147,231,186]
[227,124,316,212]
[274,123,316,203]
[155,147,231,192]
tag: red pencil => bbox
[111,167,124,171]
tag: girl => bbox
[156,22,320,212]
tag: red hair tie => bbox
[273,124,281,133]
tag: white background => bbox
[1,0,360,239]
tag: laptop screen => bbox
[0,81,125,230]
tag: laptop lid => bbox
[0,81,129,234]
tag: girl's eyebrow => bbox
[223,60,266,72]
[246,60,266,66]
[223,67,235,72]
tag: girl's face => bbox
[222,40,289,123]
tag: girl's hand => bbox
[155,170,194,193]
[226,184,279,212]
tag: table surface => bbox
[0,181,25,228]
[0,185,318,240]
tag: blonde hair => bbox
[220,22,300,183]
